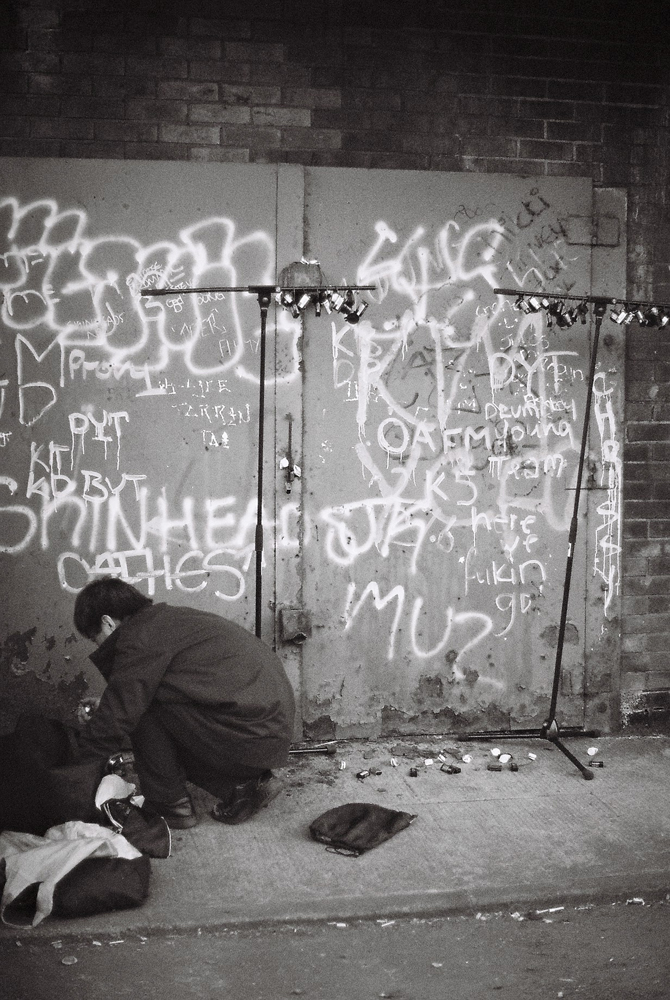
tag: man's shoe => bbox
[145,795,197,829]
[210,772,272,825]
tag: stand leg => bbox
[254,292,271,638]
[459,303,608,780]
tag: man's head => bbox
[74,577,153,643]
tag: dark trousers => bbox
[130,703,267,804]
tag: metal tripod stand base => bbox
[457,720,597,780]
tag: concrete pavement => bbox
[2,734,669,940]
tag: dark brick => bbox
[312,109,374,131]
[0,51,60,74]
[30,74,92,96]
[190,18,252,40]
[0,71,28,95]
[649,556,670,575]
[624,481,653,501]
[225,41,284,63]
[0,116,29,137]
[547,80,606,103]
[29,28,92,53]
[61,97,124,119]
[625,558,650,577]
[94,78,157,99]
[127,100,188,123]
[605,83,664,105]
[281,127,341,150]
[221,124,280,147]
[489,76,548,99]
[61,53,124,75]
[159,37,222,60]
[220,83,280,105]
[189,60,251,83]
[0,137,60,156]
[124,142,190,161]
[518,99,575,121]
[627,423,670,442]
[252,106,310,127]
[623,521,649,539]
[626,611,670,632]
[2,94,59,116]
[92,33,157,56]
[159,124,221,144]
[625,500,670,519]
[342,89,402,111]
[251,63,311,87]
[341,129,401,153]
[158,81,219,102]
[282,87,341,109]
[126,56,187,79]
[519,139,574,160]
[191,104,251,124]
[622,596,651,615]
[461,135,517,158]
[488,117,545,140]
[94,121,158,142]
[306,150,372,168]
[60,140,124,159]
[31,118,94,140]
[189,146,250,162]
[625,576,670,597]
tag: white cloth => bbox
[0,821,141,927]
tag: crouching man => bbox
[73,577,296,829]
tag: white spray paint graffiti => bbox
[0,189,621,682]
[322,197,620,674]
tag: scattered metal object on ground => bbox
[289,743,337,756]
[441,763,461,774]
[409,767,418,777]
[487,762,503,771]
[356,770,370,780]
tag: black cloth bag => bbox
[0,715,104,835]
[309,802,417,857]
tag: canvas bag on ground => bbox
[309,802,417,856]
[0,822,150,927]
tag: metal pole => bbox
[254,290,271,638]
[545,303,605,728]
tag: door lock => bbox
[281,413,301,493]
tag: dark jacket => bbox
[78,603,295,768]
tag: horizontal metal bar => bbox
[494,287,670,312]
[493,287,619,305]
[141,284,376,297]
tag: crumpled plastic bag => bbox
[0,821,141,926]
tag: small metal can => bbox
[409,767,418,777]
[588,760,604,768]
[356,769,370,780]
[441,763,461,774]
[487,762,503,771]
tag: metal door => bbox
[295,169,619,739]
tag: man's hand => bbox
[77,697,101,725]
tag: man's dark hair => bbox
[74,577,153,640]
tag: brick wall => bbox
[2,0,670,727]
